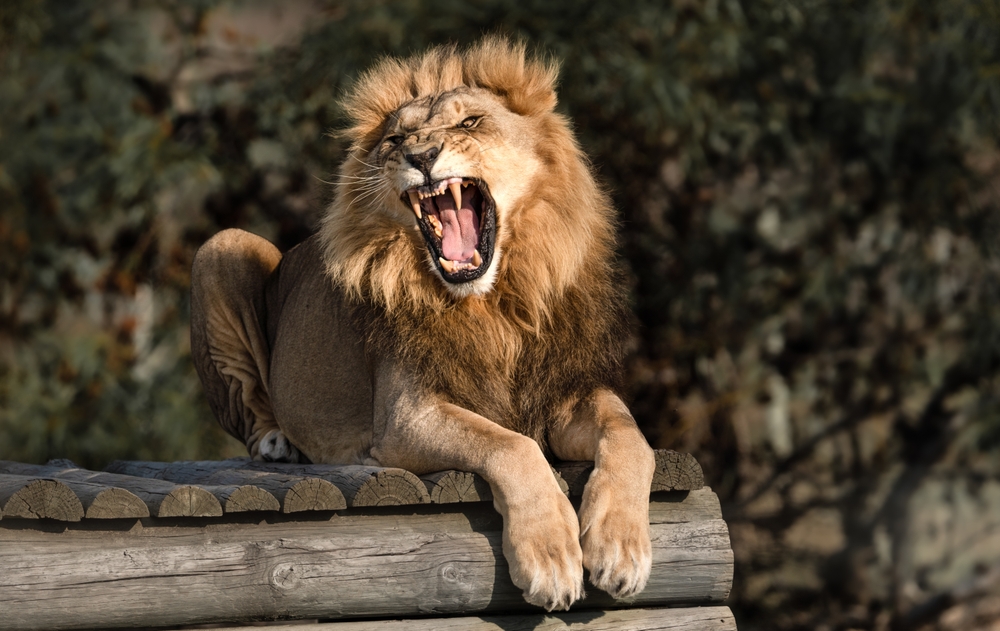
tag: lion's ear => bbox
[464,37,559,116]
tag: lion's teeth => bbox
[438,257,457,273]
[407,191,422,218]
[428,215,443,238]
[449,181,462,210]
[472,249,482,268]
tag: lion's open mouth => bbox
[402,178,496,283]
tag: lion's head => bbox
[321,37,617,329]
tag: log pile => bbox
[0,450,735,631]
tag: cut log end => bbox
[86,488,150,519]
[157,486,223,518]
[222,485,281,513]
[351,469,431,507]
[0,479,84,522]
[421,470,493,504]
[651,451,705,491]
[283,478,347,512]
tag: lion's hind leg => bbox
[190,229,301,462]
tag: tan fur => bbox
[191,38,655,612]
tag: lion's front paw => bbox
[256,429,302,463]
[504,492,585,611]
[579,469,652,600]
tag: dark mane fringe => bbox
[356,256,630,447]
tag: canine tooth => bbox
[449,181,462,210]
[438,257,457,273]
[472,249,482,268]
[407,191,422,218]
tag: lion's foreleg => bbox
[190,229,300,462]
[371,385,584,611]
[549,388,655,600]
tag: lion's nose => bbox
[404,145,441,176]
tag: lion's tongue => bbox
[438,206,478,262]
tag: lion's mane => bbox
[319,38,629,444]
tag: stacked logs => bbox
[0,450,704,520]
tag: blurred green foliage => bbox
[1,1,999,629]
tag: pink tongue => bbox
[438,206,479,262]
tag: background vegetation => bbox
[1,1,998,629]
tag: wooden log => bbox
[100,460,281,513]
[302,465,429,507]
[556,450,705,497]
[183,460,431,508]
[0,488,732,631]
[104,460,346,512]
[212,606,738,630]
[20,467,223,518]
[0,462,149,519]
[279,477,347,512]
[420,467,567,503]
[74,486,151,519]
[0,476,84,521]
[10,461,221,517]
[92,448,695,511]
[651,451,705,491]
[231,462,411,507]
[421,470,492,503]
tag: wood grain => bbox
[0,449,704,521]
[0,463,150,519]
[0,476,84,521]
[421,470,493,503]
[0,490,732,631]
[25,467,221,518]
[214,606,738,630]
[651,451,705,491]
[104,460,347,512]
[194,460,431,507]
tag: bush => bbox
[1,1,998,628]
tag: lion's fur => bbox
[317,38,630,444]
[191,38,655,609]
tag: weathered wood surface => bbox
[558,451,704,497]
[0,461,221,518]
[0,450,702,521]
[216,606,738,630]
[109,459,428,508]
[652,450,705,491]
[0,462,147,518]
[0,476,84,521]
[103,460,345,512]
[0,488,732,631]
[421,469,494,503]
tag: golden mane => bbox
[319,37,620,341]
[317,38,628,437]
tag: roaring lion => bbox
[190,37,655,611]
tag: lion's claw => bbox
[579,468,653,601]
[504,491,585,611]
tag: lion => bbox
[190,37,655,611]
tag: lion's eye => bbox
[459,116,481,129]
[385,134,404,146]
